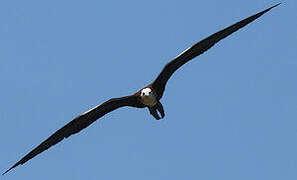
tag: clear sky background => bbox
[0,0,296,179]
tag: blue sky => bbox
[1,0,296,179]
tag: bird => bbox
[3,3,280,175]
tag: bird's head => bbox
[140,88,153,97]
[140,87,157,106]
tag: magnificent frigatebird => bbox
[3,4,280,175]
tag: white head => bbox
[140,88,156,106]
[141,88,153,97]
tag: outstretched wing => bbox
[3,94,144,175]
[152,4,280,99]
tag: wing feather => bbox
[3,95,143,175]
[152,4,280,99]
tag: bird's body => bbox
[3,4,280,175]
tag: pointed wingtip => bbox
[263,3,281,13]
[2,163,18,176]
[270,3,281,9]
[2,168,11,176]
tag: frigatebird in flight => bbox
[4,4,280,175]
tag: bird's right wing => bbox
[152,3,280,99]
[3,94,144,175]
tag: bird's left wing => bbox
[3,94,143,175]
[151,4,280,99]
